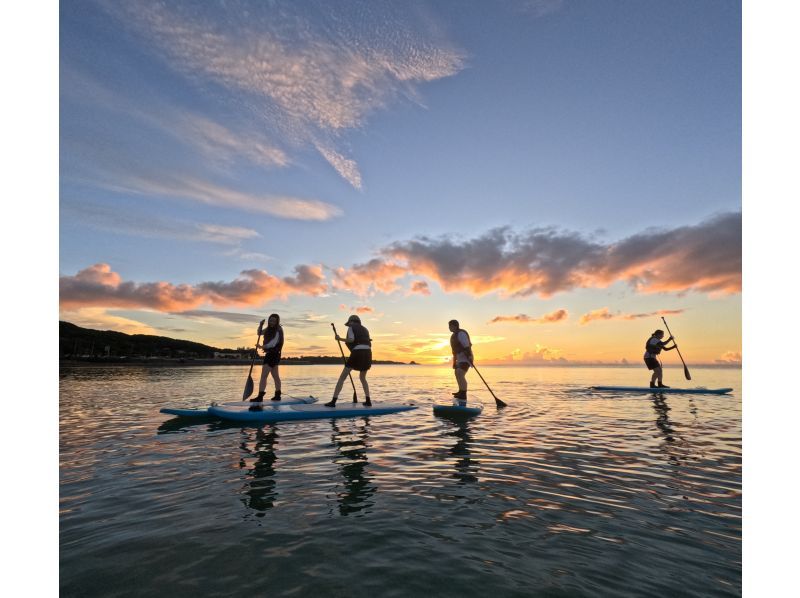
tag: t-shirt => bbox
[454,330,472,364]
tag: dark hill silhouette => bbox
[59,321,412,364]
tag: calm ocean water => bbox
[60,364,741,597]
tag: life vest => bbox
[645,336,662,356]
[346,323,371,351]
[264,325,284,353]
[450,329,472,357]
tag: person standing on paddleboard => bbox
[644,329,677,388]
[326,315,373,407]
[449,319,474,405]
[251,313,284,402]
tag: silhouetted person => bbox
[449,319,473,405]
[644,329,677,388]
[326,315,373,407]
[251,313,284,401]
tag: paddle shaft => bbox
[242,320,264,400]
[470,362,507,408]
[331,323,358,400]
[661,317,691,380]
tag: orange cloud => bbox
[331,259,407,296]
[716,351,742,364]
[60,263,326,311]
[580,308,686,325]
[409,280,431,296]
[382,213,740,298]
[491,344,567,364]
[490,309,568,324]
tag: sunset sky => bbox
[59,0,741,365]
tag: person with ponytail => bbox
[251,313,284,402]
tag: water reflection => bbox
[651,394,693,467]
[446,421,479,485]
[239,425,279,515]
[330,418,376,516]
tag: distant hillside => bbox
[60,321,227,359]
[59,321,414,365]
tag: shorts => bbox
[644,357,661,371]
[453,361,471,371]
[346,349,372,372]
[262,351,281,368]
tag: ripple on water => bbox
[60,365,741,597]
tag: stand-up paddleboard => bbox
[433,400,483,418]
[589,386,733,395]
[160,395,317,417]
[208,401,417,423]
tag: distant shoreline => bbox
[59,359,740,369]
[58,358,415,367]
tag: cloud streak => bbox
[108,174,342,221]
[579,308,686,325]
[490,309,569,324]
[99,0,465,188]
[62,200,262,245]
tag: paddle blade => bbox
[684,365,692,381]
[243,376,254,400]
[494,395,508,408]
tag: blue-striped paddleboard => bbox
[590,386,733,395]
[207,401,417,423]
[433,400,483,418]
[160,395,317,417]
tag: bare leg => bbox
[270,366,281,392]
[359,370,370,397]
[455,367,468,391]
[333,367,352,398]
[651,365,663,386]
[258,365,271,394]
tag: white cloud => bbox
[98,0,465,188]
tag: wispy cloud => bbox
[514,0,565,18]
[172,310,263,324]
[61,67,290,172]
[98,0,465,188]
[107,174,342,221]
[61,200,262,245]
[338,304,374,314]
[490,309,568,324]
[579,308,686,325]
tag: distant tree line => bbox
[59,321,413,364]
[59,321,228,359]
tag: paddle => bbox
[331,323,358,402]
[470,362,507,408]
[242,319,265,400]
[661,316,691,381]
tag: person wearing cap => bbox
[644,329,677,388]
[251,313,284,402]
[449,319,473,404]
[325,315,373,407]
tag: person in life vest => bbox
[325,315,373,407]
[449,319,474,405]
[251,313,284,402]
[644,329,677,388]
